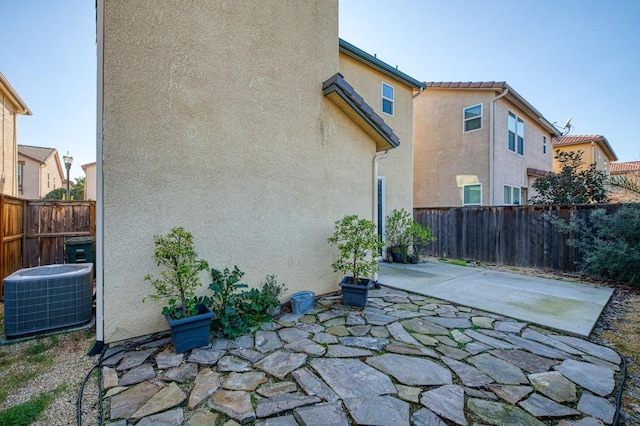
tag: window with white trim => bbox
[463,184,482,206]
[508,111,525,155]
[382,83,394,116]
[47,173,50,188]
[504,185,521,205]
[463,104,482,132]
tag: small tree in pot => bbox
[143,227,213,353]
[385,208,434,263]
[328,215,383,307]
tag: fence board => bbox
[414,203,633,273]
[1,198,95,300]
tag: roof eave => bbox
[323,73,400,152]
[339,39,426,90]
[502,84,561,137]
[0,72,32,116]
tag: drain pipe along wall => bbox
[489,88,508,205]
[94,0,105,352]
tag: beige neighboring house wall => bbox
[82,162,96,200]
[1,72,32,196]
[414,82,560,207]
[17,145,65,199]
[553,135,618,174]
[100,0,420,343]
[338,40,425,237]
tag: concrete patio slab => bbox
[378,262,613,337]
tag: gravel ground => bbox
[1,262,639,425]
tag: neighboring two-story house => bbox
[1,72,32,196]
[98,0,423,343]
[553,134,618,175]
[17,145,66,199]
[414,82,561,207]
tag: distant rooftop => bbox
[18,145,57,163]
[610,161,640,174]
[424,81,560,137]
[554,135,618,161]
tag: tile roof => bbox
[323,73,400,151]
[424,81,560,137]
[18,145,57,163]
[426,81,506,89]
[554,135,618,161]
[610,161,640,174]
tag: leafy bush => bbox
[385,208,434,263]
[548,205,640,286]
[328,215,384,282]
[530,150,608,205]
[206,267,286,338]
[143,227,209,319]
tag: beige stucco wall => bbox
[414,89,491,207]
[338,54,415,222]
[18,153,64,199]
[83,163,96,200]
[554,143,612,174]
[102,0,393,342]
[413,89,554,207]
[1,93,17,196]
[492,98,553,204]
[18,157,41,199]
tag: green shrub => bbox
[207,268,286,338]
[327,215,384,282]
[548,205,640,285]
[143,227,209,319]
[385,208,434,263]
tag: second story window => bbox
[382,83,394,116]
[508,111,525,155]
[47,173,50,188]
[463,104,482,132]
[543,136,547,154]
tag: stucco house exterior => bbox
[414,82,561,207]
[1,72,32,196]
[81,162,96,200]
[17,145,66,199]
[97,0,423,343]
[553,134,618,175]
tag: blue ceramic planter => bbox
[339,276,372,308]
[165,303,214,354]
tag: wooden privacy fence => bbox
[0,195,95,300]
[414,204,628,272]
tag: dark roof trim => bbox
[323,73,400,151]
[339,39,426,90]
[527,167,551,177]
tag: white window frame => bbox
[503,185,521,205]
[508,111,525,156]
[463,183,482,206]
[381,82,394,116]
[463,104,483,133]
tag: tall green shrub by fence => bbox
[414,204,632,272]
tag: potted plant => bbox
[328,215,384,307]
[385,208,434,263]
[143,227,214,353]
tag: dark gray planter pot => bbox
[165,303,215,354]
[339,276,373,308]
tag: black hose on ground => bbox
[76,334,170,425]
[613,350,628,426]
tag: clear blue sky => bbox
[1,1,638,181]
[339,0,640,162]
